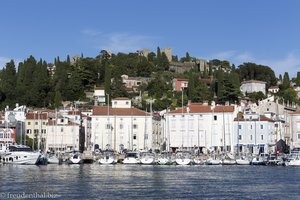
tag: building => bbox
[137,48,150,58]
[172,78,188,91]
[163,103,236,153]
[65,110,92,151]
[233,112,276,155]
[121,74,151,93]
[25,112,48,150]
[91,98,154,152]
[163,48,172,62]
[240,80,266,95]
[94,87,106,106]
[287,109,300,149]
[46,116,80,152]
[268,86,279,94]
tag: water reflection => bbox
[1,164,300,199]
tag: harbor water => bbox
[1,164,300,199]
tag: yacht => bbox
[1,145,41,165]
[140,151,155,165]
[236,156,251,165]
[99,150,117,164]
[175,150,192,165]
[251,153,269,165]
[122,151,140,164]
[287,155,300,166]
[157,152,171,165]
[68,153,83,164]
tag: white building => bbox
[91,98,153,152]
[46,117,80,152]
[233,113,276,154]
[163,103,236,153]
[94,87,105,106]
[287,110,300,149]
[240,80,266,95]
[64,110,92,151]
[268,86,279,94]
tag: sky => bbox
[1,0,300,77]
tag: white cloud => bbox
[0,56,21,69]
[0,56,11,69]
[207,50,300,77]
[257,52,300,77]
[81,29,156,53]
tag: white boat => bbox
[1,145,41,165]
[99,150,117,164]
[287,155,300,166]
[222,153,236,165]
[68,153,83,164]
[122,151,140,164]
[175,151,192,165]
[140,152,155,165]
[251,153,269,165]
[236,156,251,165]
[206,153,221,165]
[157,152,171,165]
[206,158,221,165]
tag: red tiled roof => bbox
[290,110,300,115]
[169,104,234,114]
[234,115,274,122]
[67,110,81,115]
[26,113,48,120]
[241,80,266,84]
[93,106,147,116]
[112,97,130,100]
[47,120,79,126]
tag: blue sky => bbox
[1,0,300,77]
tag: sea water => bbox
[1,164,300,199]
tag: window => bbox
[250,135,253,140]
[145,134,148,140]
[261,135,264,140]
[114,101,117,105]
[260,125,263,129]
[106,124,111,129]
[238,135,242,140]
[43,122,46,125]
[133,134,137,140]
[120,124,123,129]
[126,101,129,105]
[34,129,39,134]
[133,124,138,129]
[250,125,253,129]
[0,133,2,138]
[61,127,64,132]
[26,129,31,134]
[35,122,38,125]
[28,122,31,125]
[238,125,242,129]
[60,119,64,123]
[298,133,300,140]
[214,116,217,121]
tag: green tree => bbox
[104,64,112,103]
[282,72,290,90]
[296,72,300,86]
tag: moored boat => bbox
[1,145,41,165]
